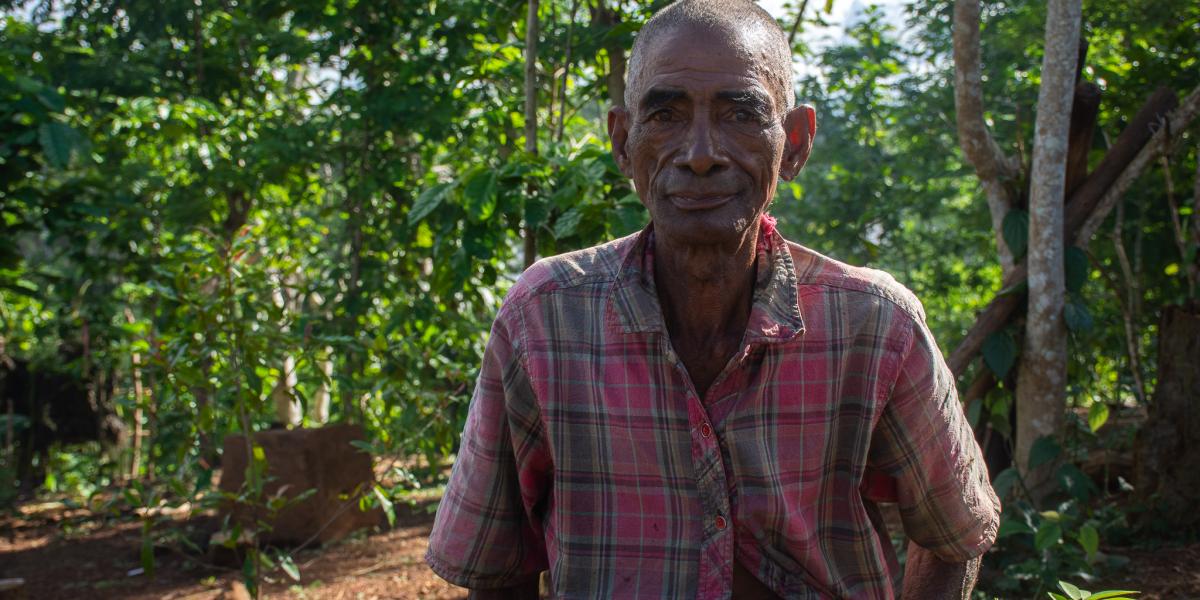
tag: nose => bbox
[674,119,727,176]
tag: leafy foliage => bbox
[0,0,1196,596]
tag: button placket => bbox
[661,336,734,596]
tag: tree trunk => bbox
[1191,153,1200,292]
[1136,303,1200,532]
[952,0,1021,277]
[523,0,540,269]
[271,354,300,427]
[592,3,626,108]
[1014,0,1081,497]
[310,347,333,425]
[555,0,579,143]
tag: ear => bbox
[779,104,816,181]
[608,106,634,178]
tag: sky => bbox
[753,0,902,52]
[756,0,909,76]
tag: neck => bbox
[652,223,760,346]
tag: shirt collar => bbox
[607,216,805,344]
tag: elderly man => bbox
[426,0,999,597]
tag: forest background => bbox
[1,0,1198,598]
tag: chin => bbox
[652,210,759,249]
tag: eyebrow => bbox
[716,89,772,113]
[638,88,687,113]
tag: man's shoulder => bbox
[783,239,926,324]
[503,231,639,309]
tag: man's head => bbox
[608,0,816,249]
[624,0,794,115]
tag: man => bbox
[426,1,999,597]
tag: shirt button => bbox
[715,515,728,530]
[700,423,712,438]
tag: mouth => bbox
[666,193,737,211]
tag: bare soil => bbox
[2,498,1197,599]
[0,498,467,599]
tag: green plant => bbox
[1048,580,1138,600]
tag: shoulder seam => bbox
[797,277,925,325]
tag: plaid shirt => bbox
[426,221,999,599]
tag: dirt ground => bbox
[0,498,467,599]
[2,498,1198,599]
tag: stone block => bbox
[218,424,382,546]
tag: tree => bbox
[1013,0,1080,495]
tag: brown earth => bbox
[2,498,1198,599]
[0,498,466,599]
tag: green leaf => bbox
[36,87,66,112]
[1035,521,1063,551]
[1057,463,1096,502]
[1058,581,1086,600]
[1088,402,1110,432]
[997,279,1029,297]
[1002,209,1029,260]
[408,182,452,225]
[982,331,1017,380]
[1085,591,1140,599]
[279,553,300,581]
[38,122,80,168]
[1065,246,1089,293]
[991,467,1020,499]
[966,398,982,428]
[1028,435,1061,470]
[1078,524,1099,559]
[242,554,258,596]
[140,520,156,578]
[553,206,585,239]
[373,484,396,528]
[997,514,1034,538]
[463,168,498,222]
[1064,297,1094,333]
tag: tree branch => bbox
[1076,84,1200,245]
[949,85,1190,377]
[953,0,1020,184]
[787,0,811,49]
[953,0,1022,274]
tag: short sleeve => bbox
[425,303,552,588]
[868,314,1000,563]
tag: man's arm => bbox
[901,542,981,600]
[866,308,999,596]
[425,299,552,591]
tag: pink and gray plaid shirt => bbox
[426,221,999,599]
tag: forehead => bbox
[636,22,776,104]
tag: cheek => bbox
[627,131,666,183]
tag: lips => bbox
[666,192,738,211]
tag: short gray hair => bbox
[624,0,794,114]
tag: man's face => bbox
[608,23,814,249]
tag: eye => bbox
[733,109,759,123]
[649,109,676,123]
